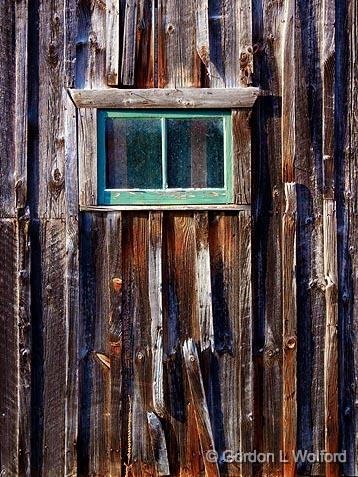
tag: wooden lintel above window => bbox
[69,87,260,109]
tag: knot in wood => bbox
[285,337,296,350]
[47,41,59,67]
[49,168,64,196]
[112,277,122,292]
[166,23,175,35]
[137,351,144,360]
[189,354,195,362]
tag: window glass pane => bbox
[166,118,225,188]
[105,118,162,189]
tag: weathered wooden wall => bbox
[0,0,356,476]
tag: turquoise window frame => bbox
[97,109,233,206]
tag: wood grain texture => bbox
[346,2,358,474]
[147,411,170,476]
[135,0,155,88]
[195,0,210,70]
[70,87,260,109]
[0,1,16,217]
[195,212,214,352]
[149,212,165,418]
[251,0,286,474]
[121,0,138,85]
[121,213,155,476]
[0,220,19,476]
[208,213,242,477]
[282,183,297,477]
[183,339,219,477]
[39,219,67,476]
[15,0,28,211]
[233,109,252,205]
[78,108,97,206]
[106,0,120,85]
[321,0,339,474]
[18,209,31,477]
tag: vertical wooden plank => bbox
[0,220,19,476]
[195,0,210,70]
[121,0,138,85]
[251,0,286,473]
[281,183,297,477]
[281,1,297,475]
[0,0,16,217]
[106,213,123,477]
[106,0,120,85]
[78,108,98,206]
[147,412,170,476]
[208,213,241,477]
[321,0,339,474]
[41,219,67,476]
[195,212,214,352]
[149,212,166,418]
[238,210,253,477]
[76,0,107,89]
[183,339,219,477]
[78,214,111,477]
[15,0,28,211]
[121,213,156,476]
[158,0,200,88]
[163,212,202,476]
[346,2,358,474]
[135,0,155,88]
[18,210,31,477]
[233,109,252,205]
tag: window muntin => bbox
[98,110,233,205]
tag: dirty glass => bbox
[166,118,224,188]
[105,118,162,189]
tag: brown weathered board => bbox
[0,0,357,476]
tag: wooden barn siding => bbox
[0,2,356,477]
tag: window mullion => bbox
[161,117,168,189]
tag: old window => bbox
[70,87,259,209]
[98,110,232,205]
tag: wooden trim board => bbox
[69,87,260,109]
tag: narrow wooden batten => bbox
[69,87,260,109]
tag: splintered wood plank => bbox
[0,1,16,216]
[78,108,97,206]
[149,212,165,418]
[282,183,297,477]
[147,412,170,476]
[106,0,120,85]
[121,213,156,476]
[39,219,67,476]
[76,0,107,89]
[121,0,138,85]
[78,214,111,476]
[70,87,260,109]
[163,212,202,476]
[18,210,31,477]
[195,0,210,69]
[0,220,19,475]
[183,339,219,477]
[208,213,241,477]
